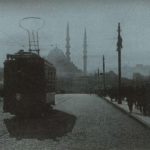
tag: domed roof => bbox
[47,46,82,77]
[48,46,66,61]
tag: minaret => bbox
[83,28,87,75]
[65,23,71,61]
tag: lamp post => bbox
[116,23,123,104]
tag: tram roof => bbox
[5,50,56,69]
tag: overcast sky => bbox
[0,0,150,72]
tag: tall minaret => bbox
[65,23,71,61]
[83,28,87,75]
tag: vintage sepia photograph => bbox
[0,0,150,149]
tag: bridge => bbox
[1,94,150,150]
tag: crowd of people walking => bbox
[98,85,150,116]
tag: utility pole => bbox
[97,68,100,89]
[103,55,106,92]
[83,28,87,75]
[117,22,123,104]
[97,68,100,94]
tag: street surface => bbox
[0,94,150,150]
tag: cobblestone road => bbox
[1,94,150,150]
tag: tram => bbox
[3,50,56,116]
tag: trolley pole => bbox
[102,55,106,93]
[117,23,123,104]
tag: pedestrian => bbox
[126,86,135,113]
[127,98,134,113]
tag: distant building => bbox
[47,46,81,78]
[72,75,90,93]
[133,72,144,80]
[46,25,93,93]
[113,64,150,79]
[47,45,96,93]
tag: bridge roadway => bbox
[0,94,150,150]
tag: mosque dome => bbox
[47,46,66,63]
[47,46,81,77]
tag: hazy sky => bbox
[0,0,150,72]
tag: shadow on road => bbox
[4,109,76,140]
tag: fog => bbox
[0,0,150,72]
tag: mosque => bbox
[47,23,87,77]
[47,23,91,93]
[47,45,81,78]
